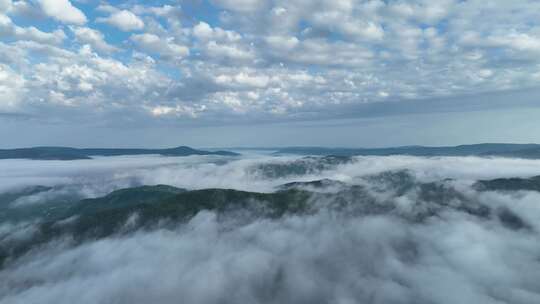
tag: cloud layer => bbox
[0,157,540,304]
[2,208,539,304]
[1,155,540,303]
[1,0,540,125]
[4,154,540,197]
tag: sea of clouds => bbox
[1,154,540,303]
[3,154,540,196]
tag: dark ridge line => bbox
[0,146,240,160]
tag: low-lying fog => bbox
[3,154,540,195]
[1,154,540,304]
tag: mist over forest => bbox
[1,153,540,304]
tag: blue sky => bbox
[1,0,540,148]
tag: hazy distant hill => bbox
[274,143,540,158]
[0,146,239,160]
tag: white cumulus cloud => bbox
[131,33,189,61]
[37,0,86,25]
[70,26,118,53]
[97,10,144,31]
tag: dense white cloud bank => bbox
[1,154,540,303]
[0,0,540,123]
[2,154,540,201]
[2,207,538,304]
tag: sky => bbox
[1,0,540,148]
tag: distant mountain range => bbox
[0,146,239,160]
[4,143,540,160]
[273,143,540,158]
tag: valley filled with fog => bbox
[1,153,540,304]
